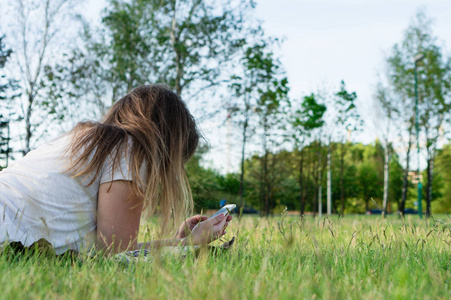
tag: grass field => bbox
[1,214,450,299]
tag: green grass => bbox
[1,214,450,299]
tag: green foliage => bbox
[357,162,381,210]
[296,94,326,130]
[388,155,405,209]
[79,0,253,103]
[186,153,222,210]
[185,149,242,210]
[334,80,362,135]
[230,141,405,214]
[242,151,298,212]
[230,39,290,122]
[432,144,451,213]
[292,93,326,138]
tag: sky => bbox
[254,0,451,136]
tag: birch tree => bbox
[7,0,78,154]
[320,82,361,215]
[373,85,396,217]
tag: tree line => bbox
[0,1,450,217]
[187,140,451,215]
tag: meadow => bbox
[0,213,450,299]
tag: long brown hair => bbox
[66,84,199,231]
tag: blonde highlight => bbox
[65,85,199,233]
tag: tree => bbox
[243,150,299,213]
[237,42,290,216]
[7,0,79,154]
[73,0,253,116]
[373,85,397,217]
[291,93,326,215]
[330,81,361,215]
[239,140,405,215]
[228,39,290,216]
[228,37,289,214]
[385,11,451,217]
[228,42,261,210]
[250,46,289,216]
[185,151,223,210]
[375,82,415,216]
[357,152,382,212]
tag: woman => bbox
[0,84,231,255]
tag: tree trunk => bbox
[382,144,390,218]
[6,121,10,166]
[24,93,34,155]
[426,156,434,218]
[268,153,276,216]
[312,160,318,217]
[317,140,323,218]
[261,118,269,216]
[170,1,183,96]
[399,126,413,216]
[239,117,248,208]
[311,147,319,218]
[318,170,322,218]
[263,149,269,216]
[259,153,264,215]
[340,142,345,216]
[327,145,332,215]
[299,149,305,215]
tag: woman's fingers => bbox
[212,217,227,234]
[188,213,233,245]
[209,213,226,225]
[192,215,207,222]
[193,215,207,225]
[188,215,207,229]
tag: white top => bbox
[0,134,135,255]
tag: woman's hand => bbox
[185,213,232,246]
[175,215,208,239]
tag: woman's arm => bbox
[96,180,143,254]
[96,180,230,254]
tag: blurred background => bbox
[0,0,450,216]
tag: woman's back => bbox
[0,135,98,254]
[0,134,135,254]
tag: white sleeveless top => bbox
[0,134,136,254]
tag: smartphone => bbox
[208,204,236,219]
